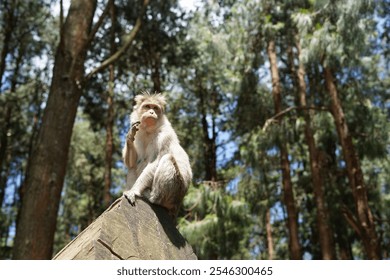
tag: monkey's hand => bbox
[127,121,140,143]
[123,189,141,206]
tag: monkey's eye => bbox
[143,104,160,112]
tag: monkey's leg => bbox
[149,154,186,218]
[125,168,137,190]
[123,161,157,205]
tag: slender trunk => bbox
[296,42,334,259]
[103,67,114,208]
[1,41,24,206]
[0,0,17,203]
[103,1,116,209]
[0,106,11,205]
[265,208,274,260]
[196,77,217,182]
[266,39,301,259]
[199,105,217,182]
[0,0,16,91]
[263,169,274,260]
[12,0,97,260]
[209,89,218,182]
[151,50,162,93]
[324,66,380,259]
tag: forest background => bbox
[0,0,389,260]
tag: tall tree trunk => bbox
[151,50,162,93]
[0,40,24,207]
[196,76,217,182]
[103,67,114,209]
[12,0,97,259]
[265,208,274,260]
[0,0,16,91]
[199,103,217,182]
[0,0,17,191]
[263,170,274,260]
[323,66,380,259]
[296,42,334,259]
[266,39,301,259]
[103,0,116,209]
[0,106,11,205]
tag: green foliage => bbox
[179,184,251,259]
[1,0,389,260]
[294,0,376,66]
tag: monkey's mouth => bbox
[142,116,157,126]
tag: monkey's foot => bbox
[123,189,140,206]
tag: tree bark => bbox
[103,0,116,209]
[151,49,162,93]
[0,0,16,91]
[0,40,24,207]
[266,39,301,259]
[12,0,97,259]
[0,0,17,189]
[296,42,334,259]
[265,208,274,260]
[196,76,218,182]
[0,106,11,205]
[323,66,380,259]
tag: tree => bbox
[324,66,380,259]
[2,0,389,260]
[294,0,382,259]
[174,2,231,182]
[103,0,117,209]
[0,0,51,207]
[12,0,150,259]
[266,37,301,260]
[12,0,98,260]
[295,39,334,259]
[264,3,301,258]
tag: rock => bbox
[53,197,197,260]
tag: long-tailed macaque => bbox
[122,92,192,220]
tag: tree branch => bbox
[341,205,362,238]
[86,0,113,49]
[262,106,329,131]
[85,0,149,81]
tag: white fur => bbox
[122,96,192,219]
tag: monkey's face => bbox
[138,102,162,129]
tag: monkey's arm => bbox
[123,142,137,168]
[122,122,140,168]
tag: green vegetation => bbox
[0,0,388,259]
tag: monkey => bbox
[122,91,192,221]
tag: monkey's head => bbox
[131,92,167,131]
